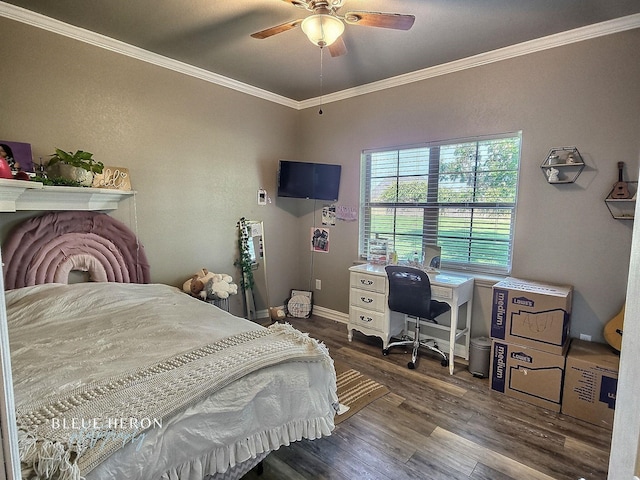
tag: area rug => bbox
[334,362,390,424]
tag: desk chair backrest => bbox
[385,265,439,320]
[384,265,451,368]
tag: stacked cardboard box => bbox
[490,277,573,354]
[489,277,573,412]
[562,339,619,429]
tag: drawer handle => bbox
[360,279,374,285]
[360,297,373,304]
[359,315,373,323]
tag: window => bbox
[360,133,521,275]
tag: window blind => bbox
[360,133,521,274]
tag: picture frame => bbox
[0,141,33,172]
[287,289,313,319]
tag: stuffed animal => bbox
[204,273,238,299]
[183,268,216,300]
[185,274,205,299]
[183,269,237,300]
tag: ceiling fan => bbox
[251,0,415,57]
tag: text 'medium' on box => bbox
[490,340,567,412]
[562,339,619,429]
[491,277,573,355]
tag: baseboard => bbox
[258,305,348,324]
[312,305,348,324]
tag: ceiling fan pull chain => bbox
[319,46,324,115]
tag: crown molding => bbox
[0,2,299,109]
[1,2,639,111]
[298,13,640,110]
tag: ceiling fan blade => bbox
[328,36,347,57]
[281,0,308,6]
[250,20,302,39]
[344,11,415,30]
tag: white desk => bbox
[348,263,474,375]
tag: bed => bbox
[2,212,338,480]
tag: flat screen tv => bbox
[277,160,342,201]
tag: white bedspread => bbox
[6,283,338,480]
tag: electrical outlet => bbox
[579,333,592,341]
[315,279,321,290]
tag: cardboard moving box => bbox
[490,340,567,412]
[561,339,619,429]
[491,277,573,355]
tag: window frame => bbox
[359,132,522,275]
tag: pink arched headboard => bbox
[2,211,150,289]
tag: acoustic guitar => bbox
[603,305,625,352]
[610,161,631,199]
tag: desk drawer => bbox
[350,272,386,293]
[431,285,453,300]
[349,307,384,331]
[350,288,386,312]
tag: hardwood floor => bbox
[243,315,612,480]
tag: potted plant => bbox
[46,148,104,186]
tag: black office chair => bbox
[384,265,451,369]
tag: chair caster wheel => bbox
[408,362,415,369]
[382,349,389,356]
[441,359,448,367]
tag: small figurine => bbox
[566,153,576,164]
[547,167,560,183]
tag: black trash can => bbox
[469,336,492,378]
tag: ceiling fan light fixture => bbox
[301,14,344,47]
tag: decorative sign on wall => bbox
[336,205,357,221]
[92,166,131,190]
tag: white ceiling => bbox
[2,0,640,104]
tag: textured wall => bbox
[296,29,640,342]
[0,16,301,316]
[1,15,639,342]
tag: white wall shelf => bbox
[540,146,586,184]
[0,178,134,212]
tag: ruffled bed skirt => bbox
[206,451,268,480]
[158,414,335,480]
